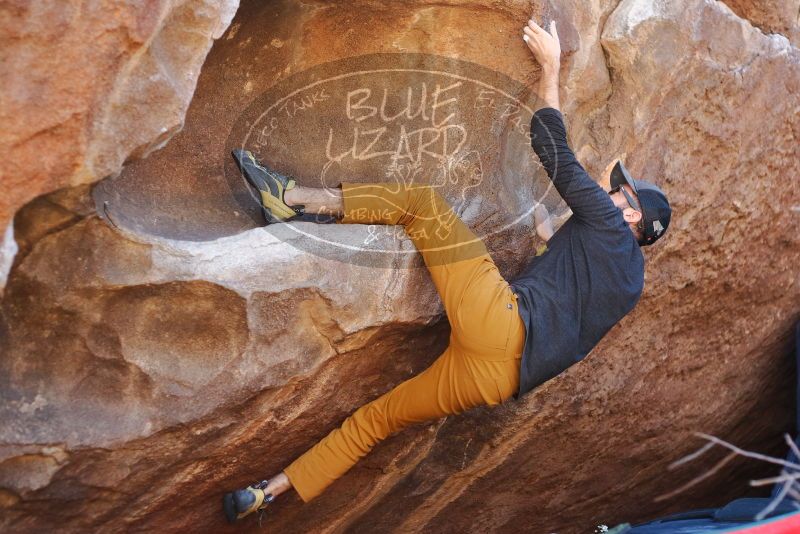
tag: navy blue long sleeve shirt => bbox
[510,107,644,398]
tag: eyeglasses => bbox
[610,184,642,214]
[610,185,646,235]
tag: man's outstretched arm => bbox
[523,18,618,227]
[523,19,560,112]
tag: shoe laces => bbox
[252,479,275,524]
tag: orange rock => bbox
[0,0,237,288]
[1,0,799,533]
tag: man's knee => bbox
[350,395,399,444]
[378,379,452,433]
[404,186,459,233]
[408,185,449,211]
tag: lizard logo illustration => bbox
[224,53,553,267]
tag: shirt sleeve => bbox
[530,107,620,228]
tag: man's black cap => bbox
[610,160,671,246]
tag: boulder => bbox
[721,0,800,46]
[0,0,239,289]
[1,0,799,532]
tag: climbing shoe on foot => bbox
[223,479,275,524]
[231,149,304,223]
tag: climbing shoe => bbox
[231,148,304,223]
[223,479,275,524]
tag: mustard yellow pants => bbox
[283,183,525,502]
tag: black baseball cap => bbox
[610,160,671,246]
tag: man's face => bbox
[602,157,643,228]
[599,158,642,224]
[609,184,643,228]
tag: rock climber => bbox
[223,16,672,523]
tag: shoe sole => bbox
[222,492,238,524]
[231,149,295,224]
[231,149,276,223]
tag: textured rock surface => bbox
[2,0,800,533]
[0,0,238,288]
[722,0,800,45]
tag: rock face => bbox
[0,0,239,288]
[1,0,800,533]
[722,0,800,45]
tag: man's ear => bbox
[622,207,643,225]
